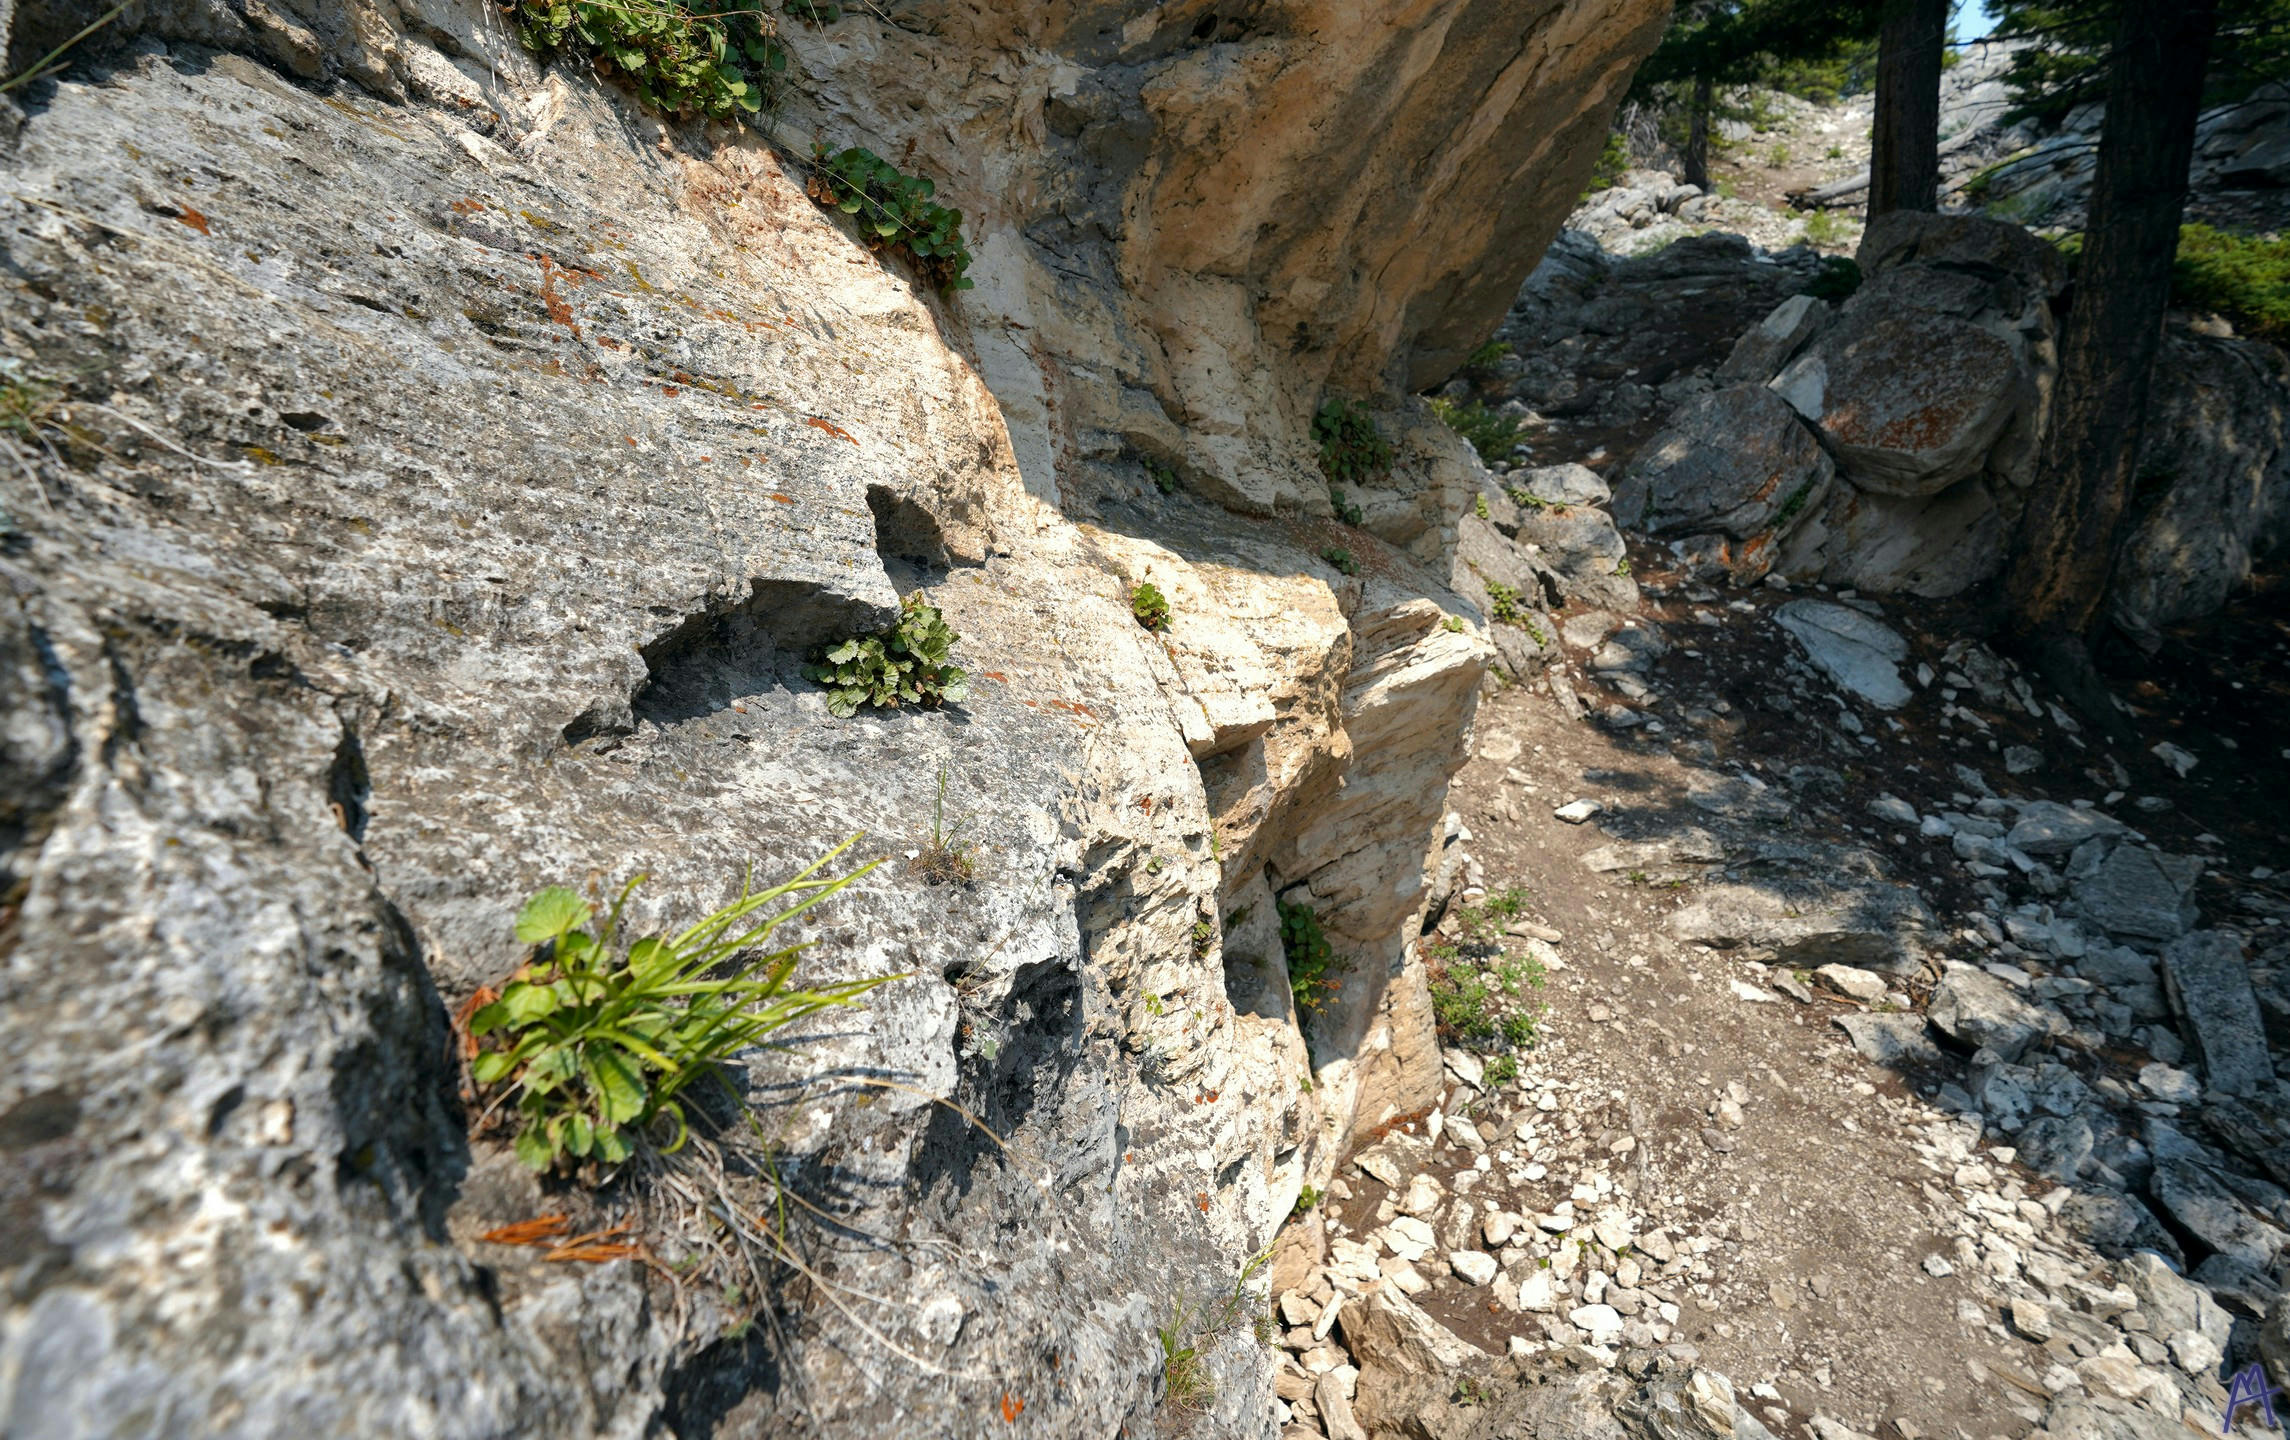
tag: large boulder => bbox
[1612,384,1834,541]
[1769,304,2022,497]
[1775,474,2008,598]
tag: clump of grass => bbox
[1320,546,1359,577]
[1157,1249,1275,1413]
[805,144,975,293]
[1278,900,1350,1012]
[1801,209,1850,248]
[1131,580,1171,632]
[512,0,786,120]
[1580,130,1629,199]
[469,842,896,1173]
[806,593,969,717]
[1429,396,1524,466]
[910,765,976,886]
[2171,224,2290,342]
[1463,339,1515,374]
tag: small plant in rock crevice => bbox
[467,844,895,1173]
[511,0,787,120]
[910,764,977,886]
[1291,1184,1321,1215]
[805,593,969,717]
[1143,457,1179,495]
[1131,580,1172,633]
[1320,546,1359,577]
[804,144,975,293]
[1804,254,1862,302]
[1278,900,1350,1013]
[1484,580,1525,626]
[1156,1248,1275,1414]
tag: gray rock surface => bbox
[1928,962,2055,1062]
[1771,600,1913,709]
[1611,384,1834,543]
[1717,293,1831,384]
[1832,1013,1944,1068]
[2151,1158,2289,1268]
[2076,847,2204,941]
[1770,306,2021,497]
[2160,931,2272,1097]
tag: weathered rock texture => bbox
[0,0,1665,1434]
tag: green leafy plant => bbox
[511,0,786,120]
[1429,395,1524,465]
[805,144,975,293]
[1441,615,1465,634]
[1506,485,1546,511]
[1804,255,1862,302]
[1292,1184,1321,1215]
[1320,546,1359,577]
[1581,130,1629,198]
[1278,900,1350,1012]
[1158,1314,1211,1411]
[911,764,977,885]
[1131,580,1172,632]
[1612,557,1632,576]
[1801,208,1851,248]
[806,593,970,717]
[1425,888,1544,1055]
[1144,457,1178,494]
[1484,581,1524,625]
[1331,490,1365,526]
[1474,492,1490,520]
[1313,397,1392,487]
[1484,1053,1519,1088]
[470,843,896,1172]
[1826,143,1843,160]
[2170,223,2290,342]
[1192,918,1214,956]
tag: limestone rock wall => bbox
[0,1,1662,1433]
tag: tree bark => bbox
[2007,0,2219,735]
[1683,72,1713,191]
[1869,0,1947,216]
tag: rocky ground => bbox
[1263,118,2290,1437]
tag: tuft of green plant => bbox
[512,0,786,120]
[1331,489,1365,526]
[1192,918,1214,956]
[1774,476,1819,526]
[1506,484,1546,511]
[1484,1053,1519,1088]
[1144,457,1179,494]
[911,764,977,886]
[1826,143,1843,160]
[1612,556,1632,577]
[1463,339,1515,374]
[1474,492,1490,520]
[1320,546,1359,577]
[1158,1315,1210,1412]
[1292,1183,1321,1215]
[1484,581,1525,626]
[805,145,975,293]
[470,843,895,1172]
[1441,614,1465,634]
[1766,142,1791,167]
[1454,1376,1495,1407]
[1803,255,1862,302]
[806,593,970,717]
[1313,397,1392,488]
[1429,395,1524,466]
[1131,580,1172,633]
[1278,900,1350,1012]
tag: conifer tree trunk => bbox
[2008,0,2220,736]
[1870,0,1947,215]
[1683,72,1714,190]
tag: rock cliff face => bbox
[0,1,1663,1434]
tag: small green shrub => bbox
[1767,142,1791,167]
[1474,492,1490,520]
[1484,1053,1518,1088]
[1581,130,1629,198]
[1484,581,1524,625]
[1801,209,1850,248]
[1506,485,1546,511]
[1429,396,1524,466]
[1131,580,1172,632]
[470,846,894,1172]
[2172,224,2290,342]
[1331,490,1365,526]
[1278,900,1350,1012]
[1144,457,1178,494]
[1803,255,1862,302]
[512,0,785,120]
[806,593,970,717]
[1313,397,1392,487]
[805,145,975,293]
[1320,546,1359,577]
[1192,918,1214,956]
[1292,1184,1321,1215]
[1826,144,1843,160]
[1463,339,1515,373]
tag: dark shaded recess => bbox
[328,723,370,841]
[658,1325,784,1440]
[911,958,1087,1200]
[0,608,75,919]
[865,483,950,570]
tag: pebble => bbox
[1555,799,1603,823]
